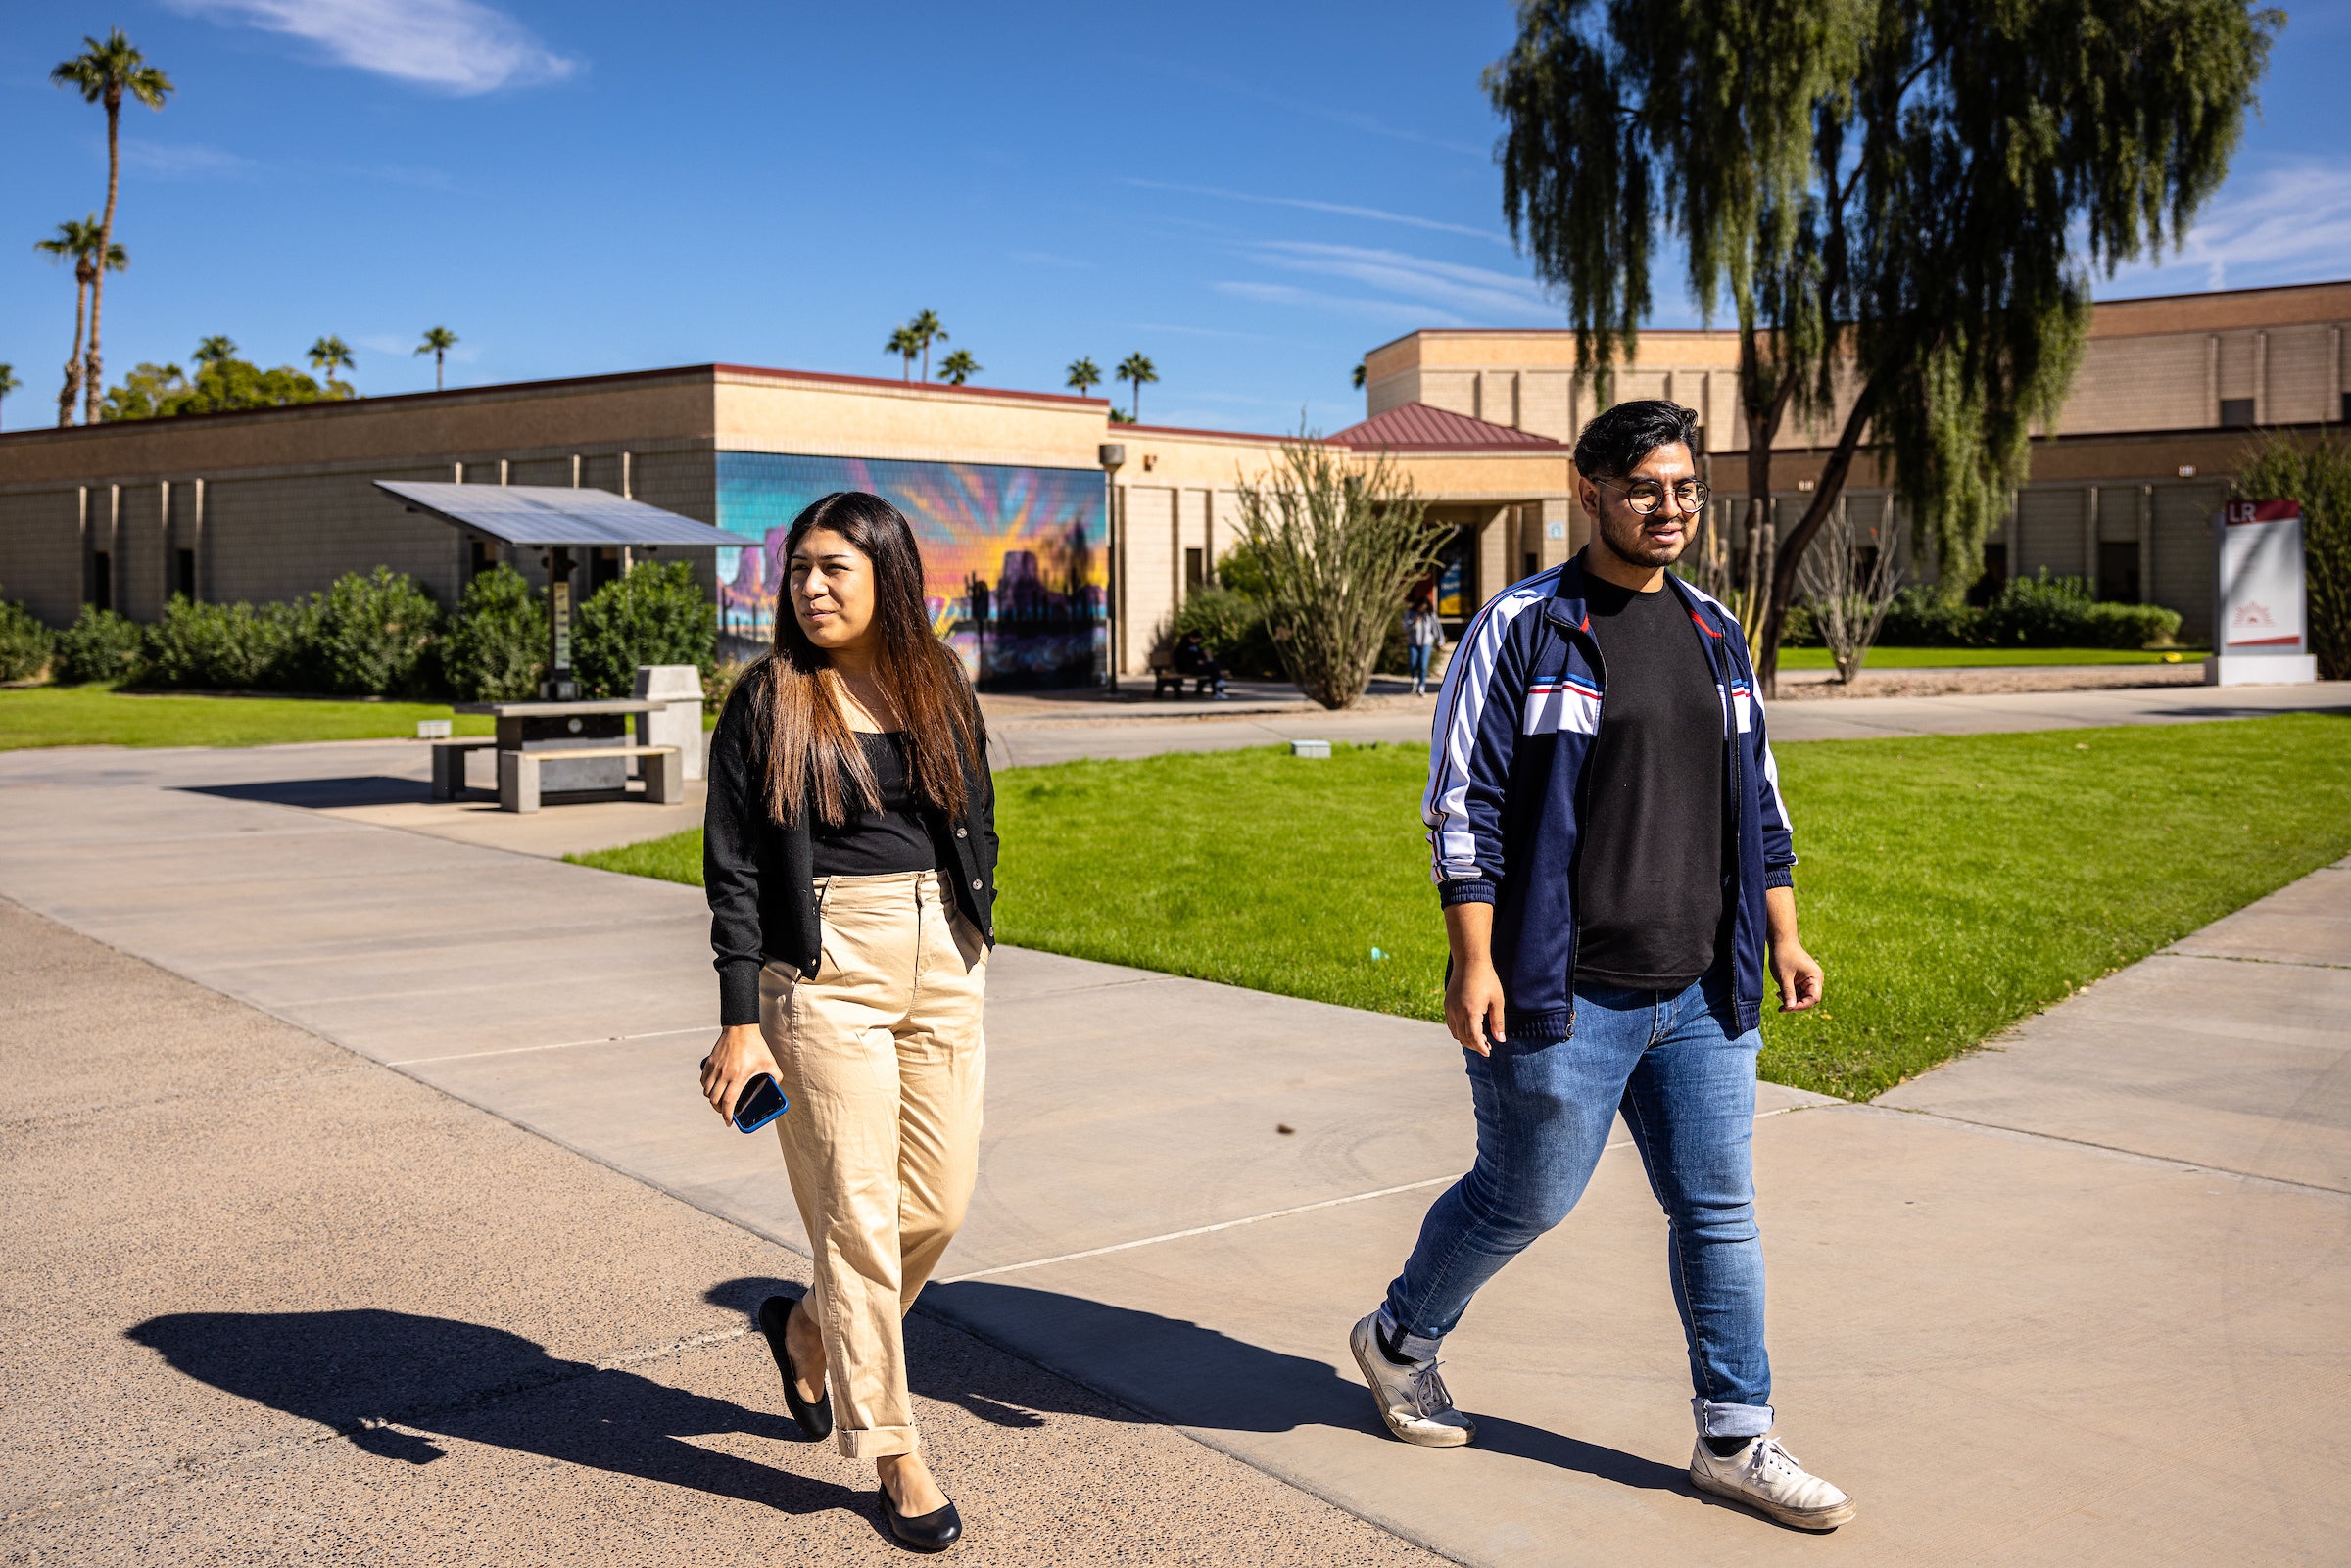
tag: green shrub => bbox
[0,594,56,683]
[54,606,146,685]
[443,564,545,701]
[1170,586,1285,679]
[2234,430,2351,680]
[1779,602,1821,646]
[140,596,312,690]
[1874,576,2177,649]
[312,567,443,697]
[572,562,715,698]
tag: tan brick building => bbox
[1362,279,2351,641]
[3,278,2341,677]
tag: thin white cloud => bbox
[2097,159,2351,296]
[1125,180,1510,245]
[121,140,259,177]
[167,0,576,94]
[1215,280,1463,328]
[1240,241,1558,324]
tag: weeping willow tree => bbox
[1489,0,2278,693]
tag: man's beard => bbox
[1597,510,1690,568]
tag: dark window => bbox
[2342,392,2351,424]
[2219,398,2256,428]
[1184,546,1205,592]
[589,546,623,594]
[2097,542,2141,603]
[91,551,112,612]
[175,548,196,599]
[468,539,497,579]
[1523,551,1539,579]
[1968,542,2008,607]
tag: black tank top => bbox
[807,732,940,878]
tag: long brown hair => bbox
[755,491,984,827]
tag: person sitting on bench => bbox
[1173,631,1230,698]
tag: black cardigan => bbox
[704,660,998,1025]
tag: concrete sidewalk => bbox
[5,738,2349,1563]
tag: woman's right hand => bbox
[701,1023,782,1123]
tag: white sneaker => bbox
[1690,1434,1856,1530]
[1348,1313,1474,1448]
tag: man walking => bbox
[1350,400,1854,1531]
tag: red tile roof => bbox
[1327,402,1566,451]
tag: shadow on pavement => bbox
[183,776,432,810]
[708,1275,1687,1497]
[125,1308,864,1518]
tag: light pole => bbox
[1098,442,1125,689]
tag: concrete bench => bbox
[499,744,684,814]
[430,738,499,801]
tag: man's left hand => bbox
[1771,941,1824,1012]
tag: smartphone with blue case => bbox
[731,1073,789,1134]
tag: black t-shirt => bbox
[808,732,942,878]
[1574,571,1727,990]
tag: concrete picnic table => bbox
[442,697,676,811]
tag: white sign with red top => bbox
[2208,499,2317,686]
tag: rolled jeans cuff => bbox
[1373,1305,1443,1365]
[837,1423,920,1460]
[1693,1397,1774,1439]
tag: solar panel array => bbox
[374,481,734,547]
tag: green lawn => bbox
[0,686,494,749]
[569,713,2351,1101]
[1777,645,2204,669]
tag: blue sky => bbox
[7,0,2348,435]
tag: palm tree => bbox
[885,324,921,382]
[1067,356,1102,399]
[34,216,122,426]
[416,326,458,391]
[1116,353,1159,422]
[53,29,173,425]
[309,335,355,389]
[907,309,946,382]
[0,365,20,433]
[937,349,982,386]
[194,335,238,367]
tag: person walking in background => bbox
[1404,594,1445,696]
[701,491,997,1554]
[1349,401,1854,1532]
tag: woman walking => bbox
[1404,594,1445,696]
[700,491,996,1553]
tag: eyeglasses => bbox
[1593,476,1710,516]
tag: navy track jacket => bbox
[1423,553,1797,1041]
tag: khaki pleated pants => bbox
[758,869,987,1458]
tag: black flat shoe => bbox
[756,1295,832,1443]
[879,1483,962,1553]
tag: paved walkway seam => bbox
[1865,1103,2351,1198]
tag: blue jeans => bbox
[1377,969,1774,1438]
[1407,643,1432,684]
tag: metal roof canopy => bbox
[374,481,735,548]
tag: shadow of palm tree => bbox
[125,1308,862,1519]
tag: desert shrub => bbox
[0,594,56,683]
[1878,585,1980,645]
[443,564,545,701]
[1169,586,1285,679]
[572,561,715,698]
[2235,429,2351,680]
[54,606,146,685]
[312,567,443,697]
[140,596,310,690]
